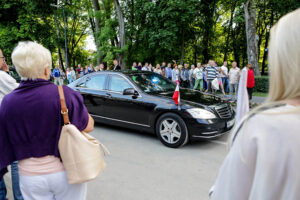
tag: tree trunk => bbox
[101,0,116,48]
[223,4,235,62]
[202,29,210,64]
[180,29,185,65]
[256,8,263,64]
[261,31,269,75]
[200,0,216,64]
[58,48,64,69]
[194,44,197,64]
[127,0,134,64]
[113,0,126,69]
[92,0,101,65]
[262,9,273,75]
[232,26,241,67]
[244,0,261,75]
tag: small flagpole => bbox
[177,82,181,111]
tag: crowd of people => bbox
[51,59,121,85]
[130,60,255,101]
[53,59,255,101]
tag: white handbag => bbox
[212,78,219,90]
[58,86,109,184]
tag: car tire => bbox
[156,113,189,148]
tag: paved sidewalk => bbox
[251,96,266,104]
[218,94,266,104]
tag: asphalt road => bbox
[4,123,230,200]
[86,123,230,200]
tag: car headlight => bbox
[186,108,217,119]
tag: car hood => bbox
[150,89,224,107]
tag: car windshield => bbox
[128,73,176,93]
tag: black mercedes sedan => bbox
[68,71,235,148]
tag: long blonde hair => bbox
[248,8,300,114]
[267,8,300,102]
[229,8,300,148]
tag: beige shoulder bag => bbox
[58,86,108,184]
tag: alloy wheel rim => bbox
[159,118,181,144]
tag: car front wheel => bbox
[156,113,189,148]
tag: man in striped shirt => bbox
[205,60,218,93]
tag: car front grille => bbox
[214,104,232,119]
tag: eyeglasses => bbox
[0,56,5,61]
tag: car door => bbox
[104,74,153,127]
[74,74,108,117]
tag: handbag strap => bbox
[58,86,70,125]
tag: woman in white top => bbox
[171,64,180,83]
[211,8,300,200]
[70,67,76,81]
[193,63,203,91]
[154,64,162,75]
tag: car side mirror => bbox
[123,88,138,96]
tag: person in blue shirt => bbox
[83,66,89,75]
[52,65,61,85]
[165,63,172,80]
[88,64,94,73]
[66,68,73,84]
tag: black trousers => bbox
[247,88,253,100]
[182,80,190,88]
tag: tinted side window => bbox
[85,75,106,90]
[109,75,132,92]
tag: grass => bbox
[253,92,268,97]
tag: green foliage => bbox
[253,92,268,97]
[0,0,90,69]
[1,0,300,71]
[122,0,200,65]
[0,0,57,64]
[253,76,269,93]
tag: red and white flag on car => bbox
[172,83,181,110]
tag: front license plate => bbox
[227,119,235,128]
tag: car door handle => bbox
[105,93,112,99]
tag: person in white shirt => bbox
[154,64,162,74]
[0,50,19,104]
[142,63,148,71]
[189,65,195,89]
[221,61,229,93]
[210,8,300,200]
[70,67,76,81]
[66,68,72,84]
[99,63,105,71]
[193,63,203,91]
[0,49,23,200]
[172,64,180,83]
[228,61,240,101]
[142,62,152,71]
